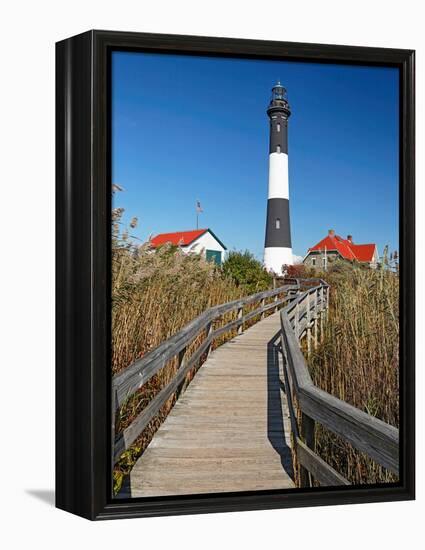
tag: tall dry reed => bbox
[306,262,399,484]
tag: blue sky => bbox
[112,51,399,259]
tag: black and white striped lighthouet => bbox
[264,82,293,273]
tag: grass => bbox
[304,261,399,484]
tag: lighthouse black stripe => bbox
[269,117,288,154]
[264,198,292,248]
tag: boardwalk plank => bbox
[130,312,295,497]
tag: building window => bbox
[312,258,316,266]
[276,145,281,153]
[277,122,281,132]
[206,249,222,265]
[322,257,326,266]
[275,218,280,229]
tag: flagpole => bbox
[196,200,203,229]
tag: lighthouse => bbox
[264,82,293,273]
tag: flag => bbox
[196,200,203,213]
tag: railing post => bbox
[260,297,266,320]
[176,345,188,398]
[320,286,324,343]
[237,306,243,334]
[306,291,311,356]
[178,346,187,369]
[274,293,279,313]
[111,386,119,475]
[300,413,315,487]
[206,320,214,358]
[294,302,299,340]
[313,288,318,350]
[325,286,329,321]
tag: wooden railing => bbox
[112,281,300,464]
[279,280,399,486]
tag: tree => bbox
[222,251,272,293]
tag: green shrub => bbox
[222,250,272,294]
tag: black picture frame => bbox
[56,30,415,520]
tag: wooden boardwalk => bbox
[115,280,399,496]
[130,311,295,497]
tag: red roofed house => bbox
[303,229,379,270]
[149,228,227,265]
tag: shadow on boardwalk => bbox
[267,329,294,479]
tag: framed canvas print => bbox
[56,30,415,520]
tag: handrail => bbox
[112,282,300,463]
[279,281,399,486]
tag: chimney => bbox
[328,229,335,237]
[347,234,353,243]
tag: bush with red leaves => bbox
[283,264,307,279]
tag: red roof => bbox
[350,243,377,262]
[150,229,208,248]
[308,234,376,262]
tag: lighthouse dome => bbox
[267,81,291,118]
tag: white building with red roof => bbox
[149,228,227,265]
[303,229,379,270]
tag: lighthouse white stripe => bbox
[264,247,293,274]
[268,152,289,199]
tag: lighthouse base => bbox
[264,247,293,275]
